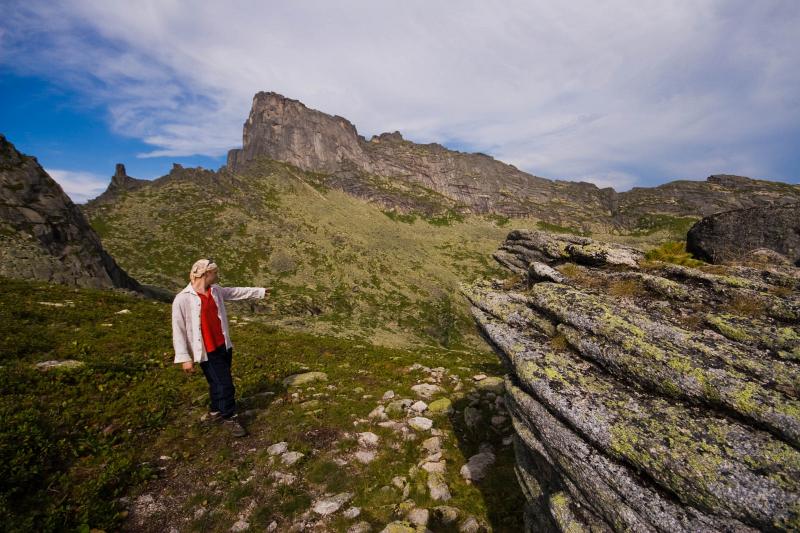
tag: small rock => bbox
[35,360,85,371]
[355,450,376,464]
[411,400,428,413]
[421,461,446,473]
[282,372,328,388]
[281,451,305,466]
[270,471,296,485]
[460,451,496,482]
[459,516,484,532]
[463,406,482,429]
[386,399,413,416]
[408,417,433,431]
[475,376,504,394]
[392,476,407,489]
[348,521,372,533]
[312,492,354,516]
[421,436,442,454]
[267,521,278,532]
[491,415,507,427]
[115,309,131,314]
[407,507,429,526]
[382,390,396,401]
[432,506,460,525]
[472,374,487,381]
[368,405,387,419]
[357,431,380,448]
[230,520,249,532]
[427,397,453,415]
[379,522,415,533]
[411,384,443,399]
[427,471,452,501]
[343,507,361,519]
[267,442,289,456]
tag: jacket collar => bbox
[181,283,217,296]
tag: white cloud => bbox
[47,169,108,203]
[3,0,799,190]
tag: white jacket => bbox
[172,283,266,364]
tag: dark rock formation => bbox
[87,163,148,206]
[0,134,140,290]
[224,92,800,227]
[461,230,800,531]
[687,204,800,266]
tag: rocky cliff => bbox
[224,92,800,228]
[687,204,800,266]
[461,230,800,531]
[0,134,140,290]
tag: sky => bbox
[1,1,799,203]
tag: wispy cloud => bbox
[2,0,799,190]
[47,168,108,203]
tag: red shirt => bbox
[198,288,226,352]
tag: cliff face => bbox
[0,135,140,290]
[224,92,800,226]
[461,230,800,531]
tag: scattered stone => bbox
[472,374,487,381]
[386,399,413,416]
[230,520,249,532]
[491,415,507,427]
[348,521,372,533]
[459,516,484,532]
[379,521,415,533]
[421,461,446,473]
[460,451,496,483]
[475,376,504,394]
[280,451,304,466]
[270,471,296,485]
[115,308,131,314]
[368,405,387,419]
[267,521,278,532]
[282,372,328,388]
[421,436,442,454]
[411,384,442,399]
[427,398,453,415]
[355,450,376,464]
[407,508,429,527]
[357,431,380,448]
[267,442,289,456]
[35,360,85,371]
[343,507,361,519]
[463,406,482,429]
[312,492,354,516]
[408,417,433,431]
[132,494,165,518]
[410,400,428,413]
[432,506,460,525]
[382,390,396,401]
[427,471,452,501]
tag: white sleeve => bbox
[218,286,266,301]
[172,297,192,363]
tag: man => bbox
[172,258,269,437]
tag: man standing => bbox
[172,259,269,437]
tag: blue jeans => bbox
[199,344,236,418]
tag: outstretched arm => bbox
[219,286,269,301]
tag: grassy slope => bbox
[0,276,523,531]
[84,159,682,353]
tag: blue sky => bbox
[1,1,799,203]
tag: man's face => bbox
[205,269,219,285]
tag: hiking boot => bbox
[221,415,248,437]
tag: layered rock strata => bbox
[461,229,800,532]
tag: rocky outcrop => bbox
[224,92,800,227]
[0,134,140,290]
[461,230,800,532]
[87,163,148,206]
[686,204,800,266]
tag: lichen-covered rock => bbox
[461,229,800,532]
